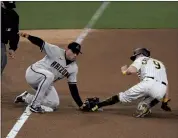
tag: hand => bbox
[79,97,100,112]
[18,32,29,38]
[121,65,128,73]
[161,99,171,112]
[80,103,99,112]
[8,49,15,59]
[79,103,90,112]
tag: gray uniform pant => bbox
[1,43,7,74]
[25,65,60,109]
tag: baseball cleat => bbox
[14,91,28,103]
[29,105,45,113]
[41,105,54,112]
[133,104,152,118]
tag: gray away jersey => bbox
[32,42,78,83]
[131,56,168,84]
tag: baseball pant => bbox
[119,78,167,106]
[25,65,60,109]
[1,43,7,74]
[25,86,60,109]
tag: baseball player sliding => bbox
[14,32,90,113]
[91,48,171,117]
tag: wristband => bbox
[122,71,127,75]
[162,98,169,103]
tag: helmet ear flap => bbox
[143,49,150,57]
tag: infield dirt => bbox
[2,29,178,138]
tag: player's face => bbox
[66,49,78,61]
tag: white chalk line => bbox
[75,1,110,44]
[6,106,31,138]
[5,2,110,138]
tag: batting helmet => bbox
[130,48,150,61]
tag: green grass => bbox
[95,2,178,29]
[16,1,178,29]
[16,2,101,29]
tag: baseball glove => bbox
[161,99,171,112]
[80,97,100,112]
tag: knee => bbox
[54,100,60,107]
[119,92,132,103]
[50,100,60,109]
[48,97,60,109]
[155,95,164,101]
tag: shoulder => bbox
[151,58,165,65]
[73,62,78,70]
[56,46,65,54]
[10,9,19,18]
[133,56,146,63]
[70,62,78,72]
[45,42,64,51]
[7,9,19,22]
[44,42,65,56]
[131,56,149,69]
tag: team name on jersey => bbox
[51,61,70,77]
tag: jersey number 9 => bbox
[153,60,161,69]
[142,59,161,69]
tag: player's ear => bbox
[65,46,68,50]
[65,47,70,53]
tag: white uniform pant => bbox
[25,65,60,109]
[119,78,167,107]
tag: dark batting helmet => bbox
[130,48,150,61]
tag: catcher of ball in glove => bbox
[80,97,100,112]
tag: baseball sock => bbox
[97,95,120,108]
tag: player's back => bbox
[33,46,65,70]
[140,57,168,84]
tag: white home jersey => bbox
[131,56,168,84]
[32,42,78,83]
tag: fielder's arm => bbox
[19,32,62,58]
[18,32,44,49]
[68,83,83,107]
[67,66,84,109]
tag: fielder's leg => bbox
[25,66,55,113]
[24,86,60,111]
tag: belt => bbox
[145,76,167,86]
